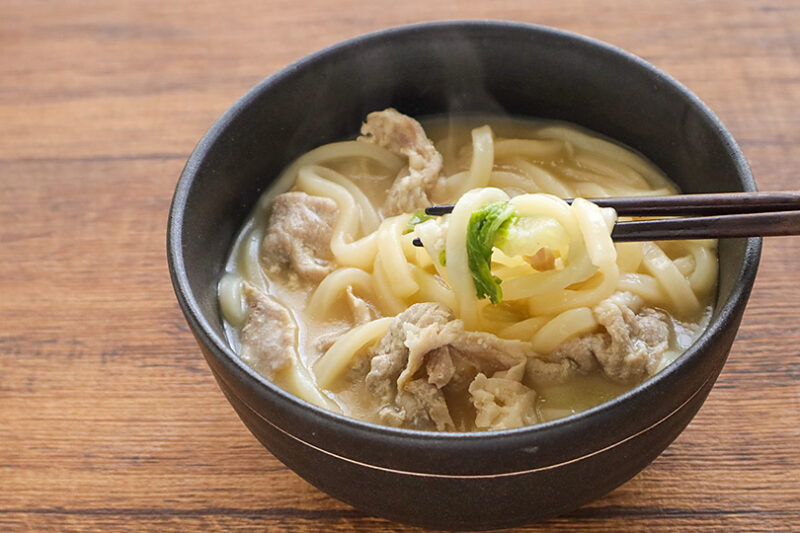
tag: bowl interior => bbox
[170,21,756,426]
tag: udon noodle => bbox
[218,109,717,431]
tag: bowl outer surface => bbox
[168,21,760,479]
[216,363,718,530]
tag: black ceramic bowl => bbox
[168,21,760,530]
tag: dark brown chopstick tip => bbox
[424,205,454,216]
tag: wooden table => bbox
[2,1,798,531]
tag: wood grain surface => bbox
[1,1,798,531]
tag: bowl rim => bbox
[167,19,761,446]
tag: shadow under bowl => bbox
[167,21,760,530]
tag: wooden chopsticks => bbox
[412,192,800,244]
[609,210,800,241]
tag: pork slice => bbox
[394,379,455,431]
[454,330,530,374]
[397,318,463,390]
[359,108,443,216]
[526,336,598,383]
[425,346,457,389]
[366,303,453,408]
[592,293,670,382]
[398,312,530,391]
[526,292,671,384]
[261,191,338,284]
[365,302,532,431]
[470,363,538,431]
[240,282,296,377]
